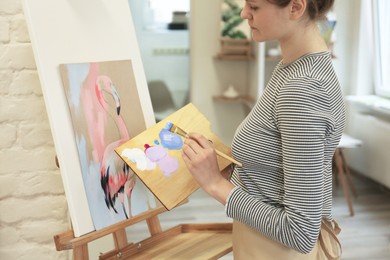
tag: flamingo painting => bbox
[60,61,156,230]
[95,75,135,218]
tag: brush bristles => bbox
[169,124,188,138]
[168,122,242,166]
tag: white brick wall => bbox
[0,1,68,259]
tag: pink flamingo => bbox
[95,75,135,218]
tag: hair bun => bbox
[307,0,335,20]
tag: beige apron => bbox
[233,219,342,260]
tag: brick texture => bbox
[0,1,68,259]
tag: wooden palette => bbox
[115,103,232,210]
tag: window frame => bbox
[372,0,390,97]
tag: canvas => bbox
[23,0,156,237]
[60,60,157,230]
[115,103,232,210]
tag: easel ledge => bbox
[54,204,233,259]
[54,205,167,251]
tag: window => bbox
[148,0,190,29]
[373,0,390,97]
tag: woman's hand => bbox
[182,133,234,205]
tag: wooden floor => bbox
[125,172,390,259]
[332,172,390,260]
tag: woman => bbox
[182,0,344,259]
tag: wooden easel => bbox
[54,202,233,259]
[52,103,235,259]
[54,155,233,259]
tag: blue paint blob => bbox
[159,129,183,150]
[154,139,160,145]
[165,121,172,130]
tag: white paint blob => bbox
[121,148,156,171]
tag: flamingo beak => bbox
[111,84,121,115]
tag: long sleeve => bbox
[227,52,345,254]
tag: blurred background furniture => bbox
[333,134,363,216]
[148,80,178,122]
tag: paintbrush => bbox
[167,122,243,167]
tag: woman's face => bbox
[241,0,292,42]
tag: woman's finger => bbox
[188,132,213,148]
[183,137,204,155]
[182,142,197,159]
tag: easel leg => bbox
[113,229,128,250]
[146,215,162,235]
[73,244,88,260]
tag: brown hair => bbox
[267,0,334,20]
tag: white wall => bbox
[332,0,361,95]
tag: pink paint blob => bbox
[145,145,167,162]
[144,144,179,177]
[158,156,179,176]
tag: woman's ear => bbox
[289,0,307,20]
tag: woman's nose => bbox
[240,7,251,20]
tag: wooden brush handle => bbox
[215,149,242,167]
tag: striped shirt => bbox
[226,51,346,254]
